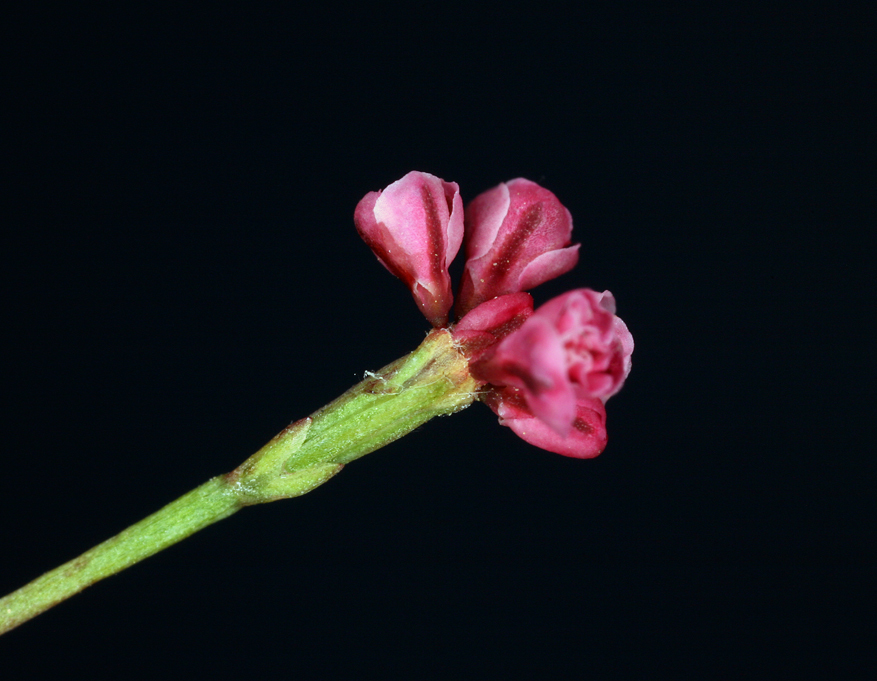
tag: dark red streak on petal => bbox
[420,185,445,286]
[490,203,543,276]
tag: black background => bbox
[2,4,874,677]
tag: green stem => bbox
[0,476,241,635]
[1,328,480,635]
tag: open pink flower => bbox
[354,171,464,327]
[470,288,633,458]
[456,179,580,317]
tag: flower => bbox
[469,289,633,458]
[354,171,464,327]
[354,172,633,458]
[455,178,580,317]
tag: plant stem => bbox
[1,328,481,635]
[0,476,241,636]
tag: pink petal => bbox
[475,315,576,435]
[461,181,510,262]
[452,292,534,362]
[487,390,608,459]
[517,244,581,293]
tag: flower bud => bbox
[354,171,464,327]
[456,179,580,316]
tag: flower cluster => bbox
[355,171,632,458]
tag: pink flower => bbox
[353,172,633,458]
[470,289,633,458]
[456,178,580,317]
[354,171,464,327]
